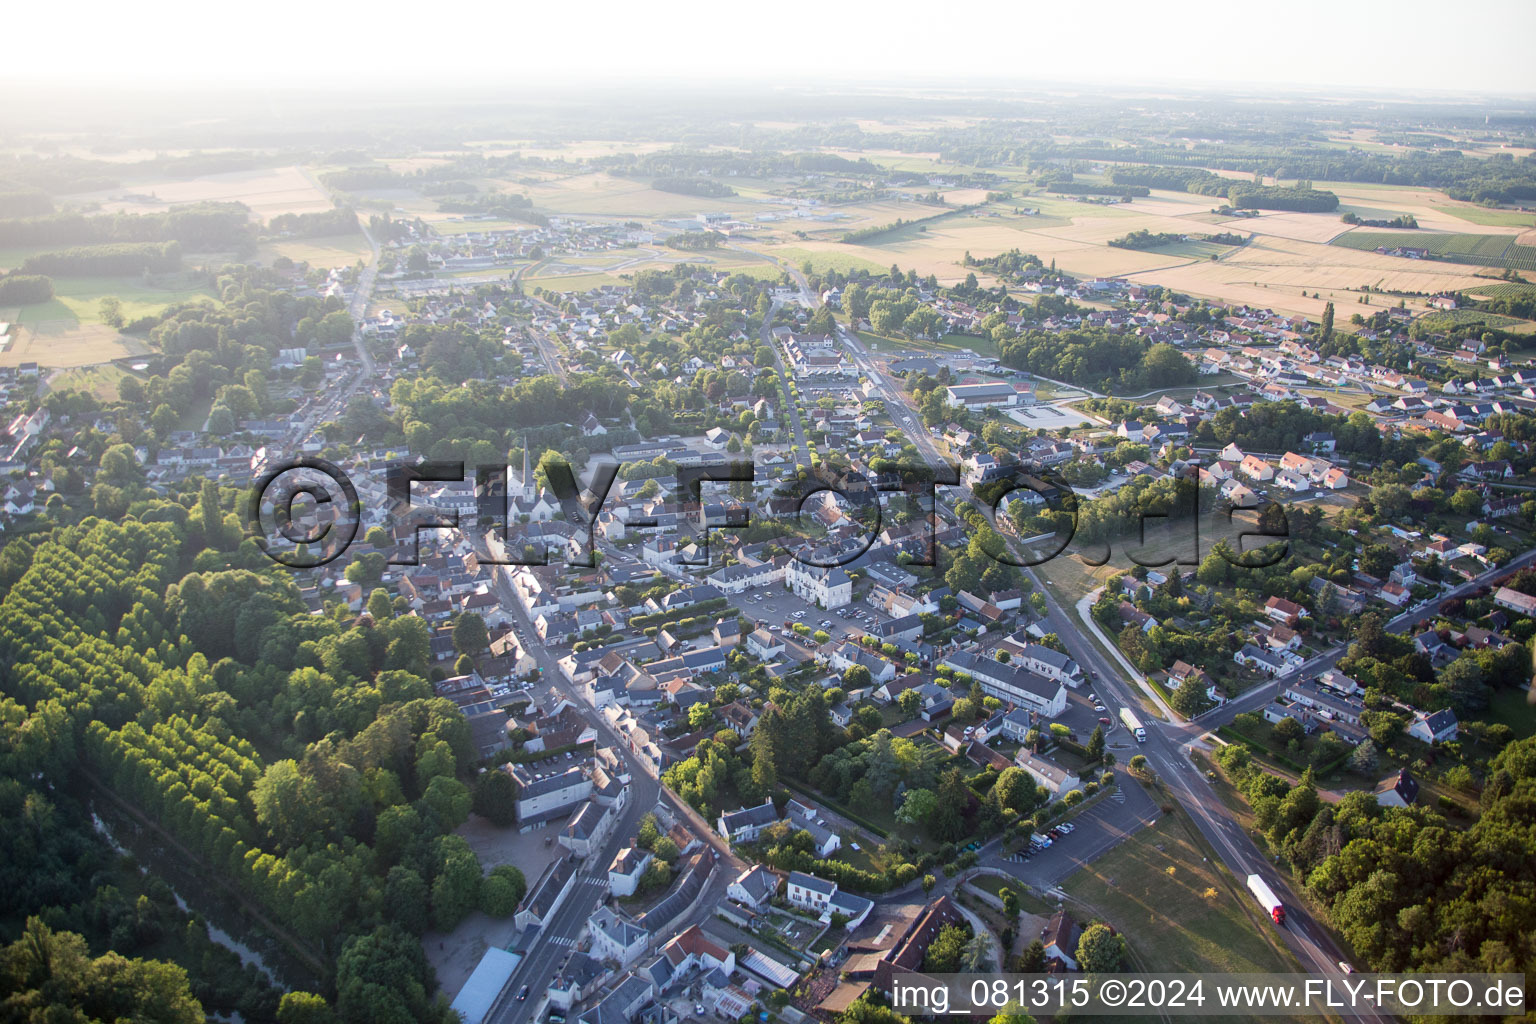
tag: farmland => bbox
[1330,229,1536,271]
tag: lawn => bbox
[46,364,140,402]
[855,327,1001,361]
[970,872,1054,915]
[1487,685,1536,740]
[1062,810,1303,976]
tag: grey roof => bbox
[564,801,606,841]
[720,799,778,834]
[522,856,577,921]
[590,905,649,948]
[787,870,837,896]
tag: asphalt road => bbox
[484,556,745,1024]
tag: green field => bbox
[1063,809,1303,977]
[1330,229,1536,271]
[257,232,373,267]
[1416,308,1527,331]
[1440,206,1536,229]
[1147,239,1239,260]
[768,246,891,277]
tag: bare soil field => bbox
[509,172,746,218]
[0,321,146,369]
[60,165,332,221]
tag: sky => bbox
[9,0,1536,96]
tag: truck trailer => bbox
[1247,873,1286,926]
[1119,707,1146,742]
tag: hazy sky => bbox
[11,0,1536,96]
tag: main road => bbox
[483,551,745,1024]
[854,338,1392,1015]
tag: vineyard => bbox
[1331,229,1536,271]
[1468,281,1536,300]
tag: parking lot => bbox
[981,768,1160,889]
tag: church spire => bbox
[521,436,533,499]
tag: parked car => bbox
[1099,716,1112,725]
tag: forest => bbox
[0,500,522,1023]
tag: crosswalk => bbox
[549,935,577,948]
[581,875,609,888]
[1110,789,1126,804]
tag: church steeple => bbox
[521,436,534,500]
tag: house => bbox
[940,651,1067,718]
[1492,587,1536,617]
[717,799,778,844]
[786,560,853,609]
[1041,911,1081,970]
[747,628,786,661]
[588,905,650,967]
[559,801,615,857]
[1240,455,1274,482]
[607,847,654,898]
[1264,596,1306,626]
[517,856,578,930]
[1374,769,1420,809]
[1014,749,1081,798]
[508,762,593,824]
[1407,708,1459,745]
[727,864,779,908]
[784,871,873,930]
[1234,643,1285,675]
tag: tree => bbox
[1349,739,1380,775]
[452,613,489,656]
[922,924,970,973]
[843,664,873,691]
[897,688,922,717]
[689,702,714,730]
[896,787,938,826]
[1016,939,1047,973]
[279,992,339,1024]
[922,873,936,896]
[1273,715,1305,744]
[1170,673,1208,718]
[0,918,204,1024]
[1128,754,1150,777]
[472,768,518,827]
[480,864,526,917]
[430,840,483,930]
[1086,725,1105,762]
[1076,923,1126,972]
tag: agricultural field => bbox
[1467,281,1536,300]
[500,172,748,218]
[1416,308,1529,332]
[1330,228,1536,270]
[0,321,146,369]
[1441,205,1536,229]
[57,165,333,222]
[257,233,373,268]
